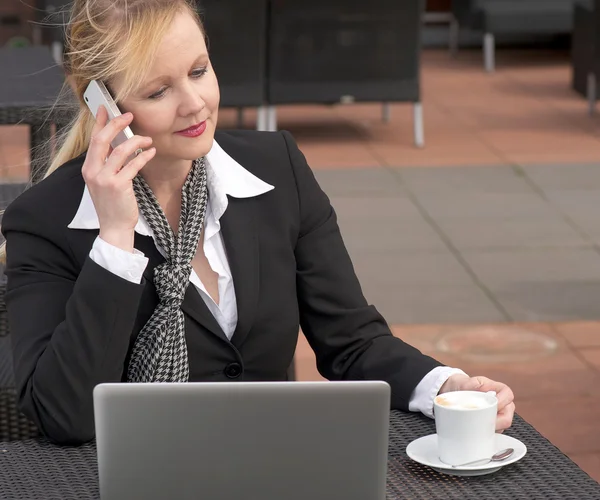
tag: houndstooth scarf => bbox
[126,157,208,383]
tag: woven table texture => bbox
[0,411,598,499]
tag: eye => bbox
[148,87,167,100]
[147,67,208,99]
[191,67,208,78]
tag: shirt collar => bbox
[68,139,274,234]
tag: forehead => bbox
[150,11,207,71]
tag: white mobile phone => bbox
[83,80,135,151]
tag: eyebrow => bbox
[143,54,209,89]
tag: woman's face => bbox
[112,11,219,163]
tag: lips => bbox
[175,121,207,137]
[176,122,204,133]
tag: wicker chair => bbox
[266,0,426,146]
[450,0,578,72]
[571,0,600,114]
[196,0,268,129]
[0,278,39,441]
[0,181,38,441]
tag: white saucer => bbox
[406,433,527,477]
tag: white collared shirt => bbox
[68,139,465,417]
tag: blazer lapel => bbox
[135,233,229,343]
[219,195,259,348]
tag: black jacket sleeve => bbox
[282,131,442,410]
[2,197,145,445]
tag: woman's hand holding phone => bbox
[82,105,156,253]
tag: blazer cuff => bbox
[89,236,148,284]
[408,366,468,418]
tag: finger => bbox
[495,402,515,432]
[494,385,514,411]
[456,376,489,392]
[118,147,156,179]
[85,105,111,177]
[476,379,514,410]
[104,135,153,174]
[91,112,135,162]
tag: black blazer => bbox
[2,130,441,444]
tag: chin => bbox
[173,134,214,160]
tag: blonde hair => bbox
[48,0,204,176]
[0,0,204,263]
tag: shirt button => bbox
[224,362,242,379]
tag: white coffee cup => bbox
[433,390,498,466]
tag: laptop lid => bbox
[93,381,390,500]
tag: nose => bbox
[178,81,205,117]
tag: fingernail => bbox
[124,112,133,119]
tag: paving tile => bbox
[479,129,600,157]
[370,133,502,168]
[329,196,420,220]
[397,166,534,193]
[507,151,600,165]
[516,395,600,454]
[579,348,600,372]
[538,191,600,245]
[435,216,591,250]
[460,249,600,321]
[522,164,600,191]
[360,284,506,324]
[313,168,404,197]
[294,142,382,170]
[462,248,600,283]
[568,453,600,483]
[553,322,600,348]
[350,251,475,287]
[337,218,447,253]
[474,280,600,322]
[544,190,600,218]
[561,219,600,247]
[415,192,556,218]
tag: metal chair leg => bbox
[413,102,424,148]
[267,106,277,132]
[484,33,495,73]
[382,102,391,123]
[51,41,64,66]
[257,106,268,131]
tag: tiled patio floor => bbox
[1,48,599,482]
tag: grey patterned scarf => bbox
[126,157,208,382]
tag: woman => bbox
[1,0,515,445]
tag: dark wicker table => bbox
[1,411,598,499]
[0,46,67,183]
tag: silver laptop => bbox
[93,381,390,500]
